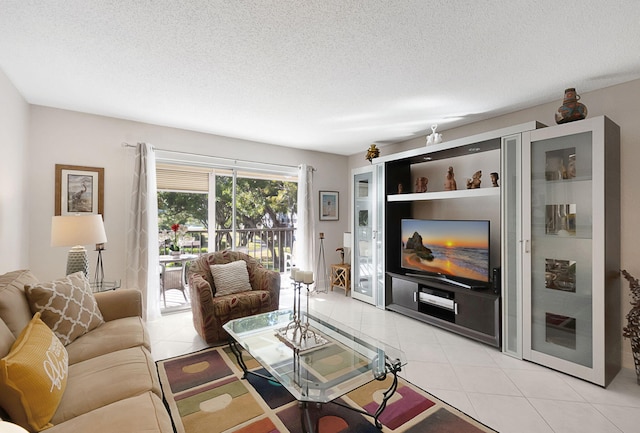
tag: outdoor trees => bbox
[157,192,208,230]
[215,175,297,268]
[157,174,297,268]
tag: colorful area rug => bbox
[156,346,496,433]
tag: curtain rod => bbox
[121,142,314,171]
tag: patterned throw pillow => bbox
[25,272,104,346]
[0,312,69,432]
[210,260,253,297]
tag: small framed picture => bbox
[319,191,339,221]
[55,164,104,216]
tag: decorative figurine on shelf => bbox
[365,144,380,163]
[444,166,457,190]
[567,154,576,178]
[490,172,499,187]
[558,159,568,180]
[466,170,482,189]
[426,124,443,145]
[415,176,428,193]
[397,183,404,193]
[555,87,588,124]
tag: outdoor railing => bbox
[159,227,295,272]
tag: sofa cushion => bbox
[25,272,104,346]
[44,392,174,433]
[51,346,161,425]
[210,260,252,297]
[0,319,15,360]
[0,270,40,339]
[65,316,150,365]
[94,289,143,321]
[0,312,68,432]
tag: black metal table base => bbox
[228,338,402,432]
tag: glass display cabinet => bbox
[351,164,384,307]
[522,116,621,386]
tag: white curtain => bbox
[295,164,315,276]
[126,143,160,321]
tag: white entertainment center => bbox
[351,116,621,386]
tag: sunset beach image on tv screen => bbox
[401,219,490,282]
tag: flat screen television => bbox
[401,219,490,288]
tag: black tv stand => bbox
[404,273,476,290]
[385,272,500,347]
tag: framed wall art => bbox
[319,190,339,221]
[55,164,104,216]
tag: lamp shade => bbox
[343,232,351,247]
[51,215,107,247]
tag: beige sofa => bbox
[0,270,173,433]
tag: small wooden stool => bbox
[330,263,351,296]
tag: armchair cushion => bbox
[210,260,252,297]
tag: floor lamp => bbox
[51,214,107,283]
[315,232,328,293]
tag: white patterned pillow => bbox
[24,272,104,346]
[210,261,252,297]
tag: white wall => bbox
[27,107,350,282]
[0,69,30,273]
[349,79,640,369]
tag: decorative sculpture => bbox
[426,124,443,145]
[276,275,328,352]
[365,144,380,163]
[466,170,482,189]
[490,172,499,187]
[415,176,428,193]
[567,154,576,178]
[444,166,457,190]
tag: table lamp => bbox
[51,214,107,279]
[343,232,351,264]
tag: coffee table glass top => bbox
[223,309,406,403]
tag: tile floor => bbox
[148,287,640,433]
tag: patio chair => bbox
[160,263,188,307]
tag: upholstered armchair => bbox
[187,250,281,344]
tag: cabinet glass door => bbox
[502,134,523,358]
[352,166,382,306]
[524,124,596,373]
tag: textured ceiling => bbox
[1,1,639,155]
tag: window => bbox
[155,159,298,271]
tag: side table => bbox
[90,280,121,293]
[330,263,351,296]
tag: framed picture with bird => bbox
[55,164,104,216]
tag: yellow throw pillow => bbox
[0,312,69,432]
[25,272,104,346]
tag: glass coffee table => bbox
[223,309,406,432]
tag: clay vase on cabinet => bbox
[555,88,588,124]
